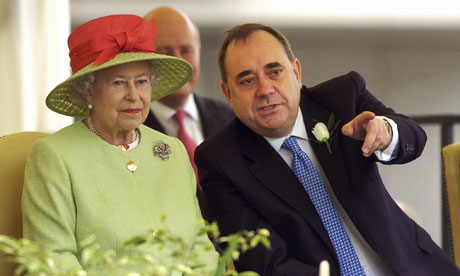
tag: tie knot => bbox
[174,110,186,123]
[281,136,302,154]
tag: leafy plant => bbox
[0,219,270,276]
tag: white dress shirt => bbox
[264,109,398,276]
[150,94,205,145]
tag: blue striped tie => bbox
[282,136,365,276]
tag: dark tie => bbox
[282,136,365,276]
[173,110,200,190]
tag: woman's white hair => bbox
[68,61,160,109]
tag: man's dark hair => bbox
[217,23,295,84]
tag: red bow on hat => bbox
[68,15,156,73]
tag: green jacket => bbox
[22,121,218,274]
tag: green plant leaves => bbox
[0,220,271,276]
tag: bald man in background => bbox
[143,7,234,206]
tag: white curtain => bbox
[0,0,72,136]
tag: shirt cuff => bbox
[374,116,399,161]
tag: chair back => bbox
[0,131,49,275]
[442,142,460,268]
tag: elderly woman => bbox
[21,14,218,273]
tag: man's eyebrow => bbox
[265,62,282,69]
[234,62,283,82]
[235,70,253,81]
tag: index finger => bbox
[356,111,376,128]
[342,111,376,139]
[361,119,378,156]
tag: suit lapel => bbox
[195,95,213,138]
[238,122,334,252]
[144,111,166,133]
[301,89,360,224]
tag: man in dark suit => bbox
[143,7,233,138]
[195,23,460,275]
[143,7,233,204]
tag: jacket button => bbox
[406,144,414,151]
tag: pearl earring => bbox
[87,103,93,110]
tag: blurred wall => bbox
[0,0,72,136]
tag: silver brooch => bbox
[154,141,171,160]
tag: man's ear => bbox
[292,58,302,88]
[221,81,233,105]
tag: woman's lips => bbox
[122,108,141,114]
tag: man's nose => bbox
[171,49,182,59]
[256,76,275,97]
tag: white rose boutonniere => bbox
[312,114,341,154]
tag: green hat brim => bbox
[46,52,193,117]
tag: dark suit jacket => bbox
[144,94,234,139]
[195,71,460,276]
